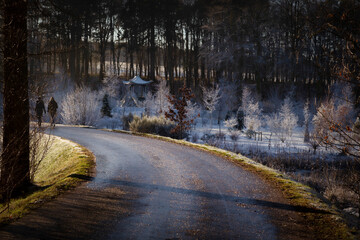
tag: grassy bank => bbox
[111,129,354,240]
[0,135,95,226]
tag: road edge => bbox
[109,129,354,240]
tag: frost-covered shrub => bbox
[225,116,242,141]
[313,96,354,134]
[61,86,101,126]
[186,99,201,127]
[201,84,221,129]
[266,96,298,143]
[129,115,177,138]
[122,112,134,130]
[224,117,237,132]
[280,97,298,137]
[266,113,282,140]
[313,89,355,154]
[154,79,171,114]
[202,132,226,147]
[241,86,262,131]
[143,91,155,116]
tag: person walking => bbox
[35,97,46,127]
[48,97,58,128]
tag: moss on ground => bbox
[111,129,354,240]
[0,135,95,226]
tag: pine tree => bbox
[101,94,112,118]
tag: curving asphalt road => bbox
[0,126,314,239]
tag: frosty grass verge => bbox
[0,135,95,226]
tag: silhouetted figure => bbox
[35,97,46,127]
[48,97,58,128]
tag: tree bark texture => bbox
[1,0,30,198]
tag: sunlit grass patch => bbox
[0,136,95,226]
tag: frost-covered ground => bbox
[189,123,336,156]
[97,106,336,159]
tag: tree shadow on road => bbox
[73,175,329,215]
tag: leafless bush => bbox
[215,132,226,141]
[201,132,226,148]
[29,127,53,181]
[266,97,298,143]
[61,86,101,126]
[154,78,171,115]
[241,86,262,132]
[228,132,239,151]
[0,123,52,209]
[308,132,322,154]
[313,87,358,158]
[201,84,221,130]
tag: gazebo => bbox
[120,76,152,107]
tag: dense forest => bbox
[3,0,356,101]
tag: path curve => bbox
[0,126,312,239]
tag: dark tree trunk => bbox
[99,43,106,81]
[110,16,116,75]
[117,40,122,76]
[83,21,90,82]
[70,24,76,83]
[150,24,156,80]
[75,24,81,85]
[125,52,129,78]
[167,43,175,93]
[1,0,30,199]
[130,51,134,77]
[53,41,57,73]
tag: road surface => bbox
[0,126,313,239]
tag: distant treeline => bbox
[7,0,360,98]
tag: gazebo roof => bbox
[123,76,152,85]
